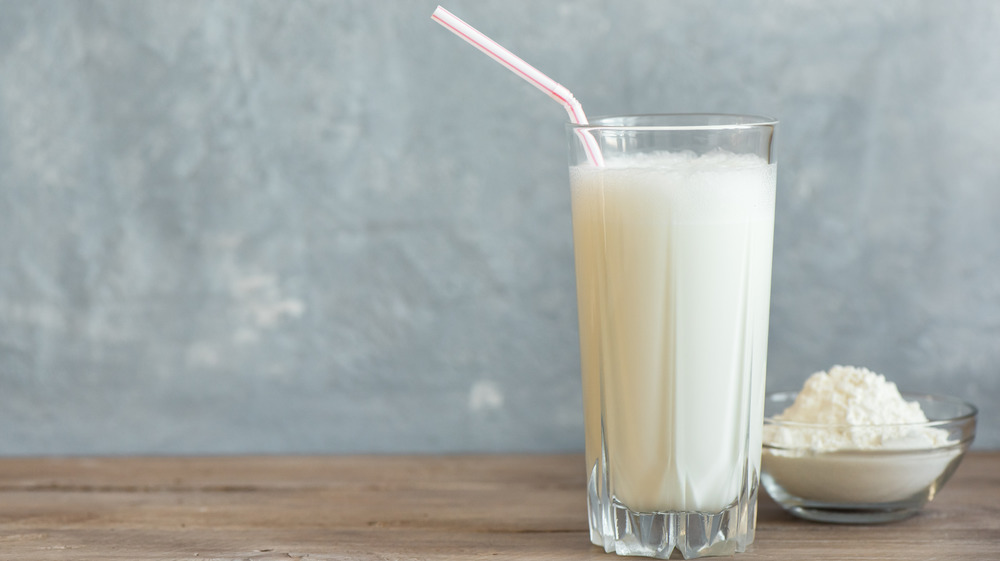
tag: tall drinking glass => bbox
[567,115,777,558]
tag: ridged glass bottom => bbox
[588,462,758,559]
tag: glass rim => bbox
[764,391,978,429]
[568,113,779,132]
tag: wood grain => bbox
[0,453,996,560]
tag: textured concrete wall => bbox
[0,0,996,454]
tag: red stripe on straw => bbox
[431,6,604,166]
[434,20,567,105]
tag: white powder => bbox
[762,366,960,504]
[766,365,950,452]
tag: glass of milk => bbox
[567,115,777,558]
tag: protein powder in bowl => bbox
[761,366,977,523]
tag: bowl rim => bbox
[763,391,978,429]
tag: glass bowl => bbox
[761,391,977,523]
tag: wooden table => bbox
[0,452,996,560]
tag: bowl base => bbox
[783,504,921,524]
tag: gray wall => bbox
[0,0,996,455]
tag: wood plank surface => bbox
[0,452,996,560]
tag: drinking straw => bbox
[431,6,604,166]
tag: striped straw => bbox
[431,6,604,166]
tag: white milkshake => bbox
[571,151,776,515]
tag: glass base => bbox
[588,461,609,548]
[606,500,756,559]
[588,463,757,559]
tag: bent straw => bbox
[431,6,604,166]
